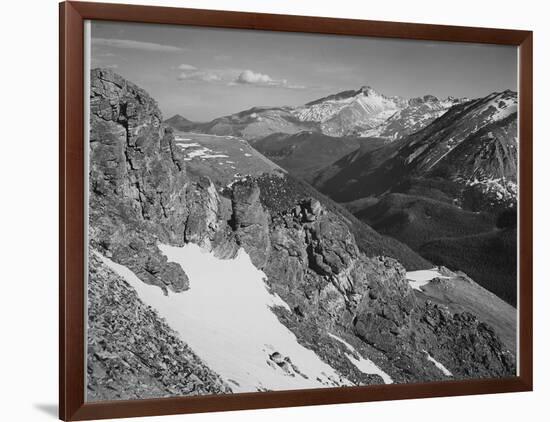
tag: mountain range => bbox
[88,69,517,401]
[175,86,467,140]
[316,89,518,207]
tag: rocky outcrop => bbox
[417,303,515,379]
[89,69,227,293]
[225,176,515,383]
[230,182,271,268]
[352,257,416,353]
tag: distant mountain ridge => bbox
[316,89,518,209]
[164,114,197,131]
[361,94,466,140]
[166,85,467,141]
[292,86,467,138]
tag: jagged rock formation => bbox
[90,69,228,293]
[88,69,516,400]
[232,176,514,382]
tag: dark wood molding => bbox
[60,1,85,420]
[59,1,533,420]
[517,32,533,389]
[70,1,530,44]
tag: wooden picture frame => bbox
[60,1,533,420]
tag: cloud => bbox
[174,65,306,89]
[234,69,305,89]
[177,69,222,82]
[236,70,276,85]
[177,64,197,71]
[92,38,185,52]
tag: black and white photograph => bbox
[86,19,519,401]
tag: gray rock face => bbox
[90,70,186,229]
[230,182,271,268]
[352,257,416,353]
[89,69,228,293]
[417,303,515,378]
[224,174,515,382]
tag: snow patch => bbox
[465,176,517,203]
[328,333,393,384]
[175,142,201,149]
[424,351,453,376]
[473,93,517,123]
[202,154,229,159]
[96,245,350,393]
[226,175,253,189]
[406,269,449,291]
[183,146,229,159]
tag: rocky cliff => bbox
[231,176,514,382]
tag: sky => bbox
[90,20,517,122]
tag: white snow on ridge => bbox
[328,333,393,384]
[96,245,351,393]
[182,146,229,160]
[292,89,401,124]
[424,351,453,376]
[466,176,517,202]
[473,94,517,123]
[492,103,517,121]
[175,142,201,149]
[202,153,230,159]
[405,269,449,291]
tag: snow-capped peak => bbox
[357,85,379,96]
[470,90,517,123]
[292,85,404,125]
[290,86,471,138]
